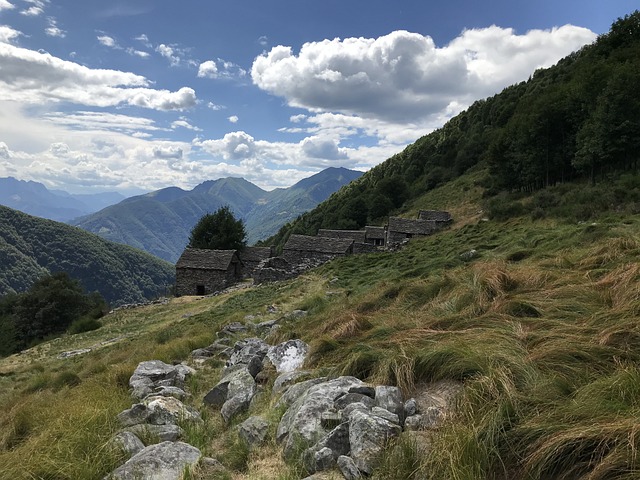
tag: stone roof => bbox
[387,217,438,236]
[238,246,274,263]
[365,226,386,239]
[284,234,353,254]
[318,229,366,243]
[418,210,452,222]
[176,248,239,270]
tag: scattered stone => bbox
[313,447,335,472]
[125,424,184,443]
[153,385,188,400]
[337,455,362,480]
[460,249,478,261]
[335,392,376,411]
[266,339,309,373]
[277,376,365,458]
[129,360,178,400]
[237,416,270,446]
[118,403,151,427]
[57,348,91,359]
[342,402,372,420]
[374,385,404,420]
[227,338,270,368]
[255,319,278,332]
[218,322,248,337]
[143,395,202,425]
[320,411,342,429]
[107,441,201,480]
[286,310,308,320]
[109,431,144,458]
[275,377,328,408]
[404,398,418,417]
[349,410,402,474]
[371,407,400,425]
[273,370,311,395]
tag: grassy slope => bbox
[1,172,638,479]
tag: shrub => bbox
[68,317,102,335]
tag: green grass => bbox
[1,188,639,479]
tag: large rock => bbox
[129,360,178,400]
[109,431,145,458]
[277,376,364,458]
[125,424,184,443]
[107,441,201,480]
[128,361,194,400]
[237,416,270,446]
[348,409,401,474]
[227,338,270,368]
[143,395,202,425]
[204,366,257,423]
[275,377,327,408]
[266,339,309,373]
[304,422,350,473]
[337,455,362,480]
[374,385,404,421]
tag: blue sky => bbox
[0,0,634,194]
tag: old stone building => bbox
[364,226,386,247]
[283,234,354,264]
[418,210,453,223]
[175,248,242,296]
[317,229,367,243]
[386,217,441,245]
[237,246,275,278]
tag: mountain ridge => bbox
[72,167,363,262]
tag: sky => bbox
[0,1,635,194]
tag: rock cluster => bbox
[105,360,207,479]
[104,313,462,480]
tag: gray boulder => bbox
[109,431,144,458]
[374,385,404,421]
[125,424,184,443]
[227,338,270,369]
[275,377,327,408]
[304,422,350,473]
[348,409,401,474]
[273,370,311,395]
[337,455,362,480]
[266,339,309,373]
[129,360,178,400]
[237,416,270,446]
[277,376,364,457]
[143,395,202,425]
[107,441,201,480]
[203,366,256,408]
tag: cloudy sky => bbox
[0,0,634,194]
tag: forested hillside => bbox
[0,206,175,306]
[264,12,640,249]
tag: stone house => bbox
[418,210,453,223]
[237,246,275,278]
[317,229,367,243]
[283,234,354,264]
[364,226,386,247]
[175,248,242,296]
[386,217,441,245]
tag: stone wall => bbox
[176,268,237,296]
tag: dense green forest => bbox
[0,205,175,306]
[0,272,107,356]
[263,12,640,250]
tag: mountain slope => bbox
[264,11,640,250]
[0,205,175,306]
[0,177,125,222]
[73,168,362,262]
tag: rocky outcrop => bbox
[107,441,201,480]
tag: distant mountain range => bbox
[0,205,174,306]
[0,177,126,222]
[71,167,362,263]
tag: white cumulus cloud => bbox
[97,35,117,47]
[0,43,197,110]
[252,26,596,123]
[197,60,218,78]
[0,25,21,43]
[0,1,15,11]
[228,115,238,124]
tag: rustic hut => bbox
[364,226,386,246]
[386,217,440,244]
[237,246,275,278]
[418,210,453,223]
[175,248,242,296]
[283,234,354,264]
[317,229,367,243]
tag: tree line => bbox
[261,11,640,249]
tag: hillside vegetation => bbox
[0,171,638,478]
[0,205,175,306]
[264,11,640,250]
